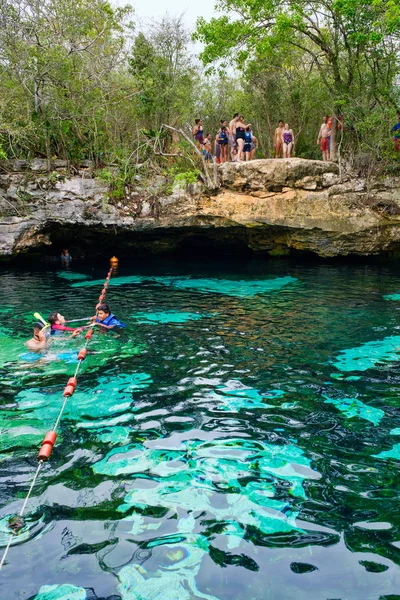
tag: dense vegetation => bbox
[0,0,399,186]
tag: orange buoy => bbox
[110,256,118,266]
[85,329,93,339]
[78,348,87,361]
[63,377,77,396]
[102,288,106,295]
[38,431,57,461]
[67,377,77,389]
[63,384,75,397]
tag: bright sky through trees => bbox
[131,0,216,28]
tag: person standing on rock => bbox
[229,113,239,160]
[244,127,254,161]
[235,115,252,162]
[282,123,294,158]
[217,124,229,163]
[250,128,259,160]
[392,112,400,152]
[317,115,330,161]
[192,119,204,147]
[274,120,284,158]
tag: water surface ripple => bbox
[0,260,400,600]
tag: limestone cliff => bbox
[1,158,399,259]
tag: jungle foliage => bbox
[0,0,399,181]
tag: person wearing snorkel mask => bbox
[25,322,49,350]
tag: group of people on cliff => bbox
[192,114,346,163]
[193,115,259,163]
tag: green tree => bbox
[129,17,196,129]
[195,0,400,159]
[0,0,134,161]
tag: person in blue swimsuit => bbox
[93,303,126,330]
[61,249,71,266]
[217,124,229,163]
[393,112,400,151]
[244,127,254,161]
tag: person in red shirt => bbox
[48,312,82,337]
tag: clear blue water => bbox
[0,258,400,600]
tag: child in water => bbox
[93,303,126,330]
[48,312,82,337]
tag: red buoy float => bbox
[38,431,57,461]
[78,348,87,361]
[85,329,93,339]
[67,377,77,388]
[63,377,77,397]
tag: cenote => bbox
[1,257,400,600]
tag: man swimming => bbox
[25,323,49,350]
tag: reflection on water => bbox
[0,259,400,599]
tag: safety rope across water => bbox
[0,266,114,570]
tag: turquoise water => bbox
[0,259,400,600]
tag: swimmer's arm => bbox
[71,329,82,337]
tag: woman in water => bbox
[282,123,295,158]
[235,116,252,162]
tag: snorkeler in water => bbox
[25,323,49,351]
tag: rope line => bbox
[0,265,113,571]
[52,346,86,433]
